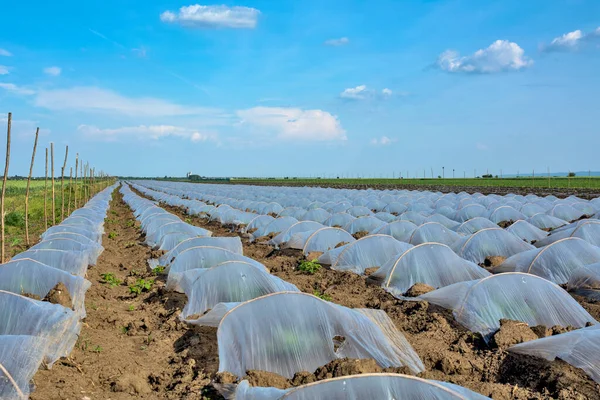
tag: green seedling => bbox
[126,219,135,228]
[124,241,137,249]
[129,279,154,295]
[313,290,332,302]
[100,273,121,287]
[92,345,103,353]
[108,231,118,239]
[128,305,135,312]
[121,326,129,334]
[10,237,23,247]
[152,266,165,275]
[298,259,321,274]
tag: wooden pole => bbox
[60,145,68,221]
[44,148,48,230]
[74,154,79,208]
[67,167,73,215]
[1,113,12,262]
[24,127,39,245]
[51,143,55,225]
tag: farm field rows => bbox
[5,180,600,399]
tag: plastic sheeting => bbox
[455,217,497,235]
[493,238,600,283]
[420,273,596,340]
[270,221,325,247]
[217,292,424,378]
[408,222,461,246]
[253,217,299,239]
[0,335,49,399]
[527,213,568,231]
[12,249,89,277]
[179,261,300,324]
[534,221,600,248]
[0,291,80,366]
[0,259,90,315]
[328,235,413,274]
[233,374,491,400]
[510,324,600,384]
[505,220,548,243]
[451,228,534,265]
[343,216,387,235]
[371,243,490,296]
[301,228,355,255]
[374,220,418,242]
[567,262,600,299]
[488,206,526,225]
[155,236,244,268]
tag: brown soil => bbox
[352,231,370,240]
[154,196,600,400]
[491,320,539,349]
[44,282,73,309]
[31,189,222,400]
[405,283,436,297]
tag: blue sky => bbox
[1,0,599,178]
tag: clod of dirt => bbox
[404,283,436,297]
[290,371,316,386]
[213,371,238,385]
[111,373,152,394]
[243,370,292,389]
[314,358,382,380]
[334,241,349,248]
[491,319,538,349]
[43,282,72,309]
[484,256,506,268]
[352,231,370,240]
[364,267,380,276]
[21,292,42,300]
[306,251,323,261]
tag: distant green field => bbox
[227,176,600,190]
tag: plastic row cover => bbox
[371,243,490,296]
[233,373,490,400]
[0,335,49,399]
[420,273,596,340]
[451,228,534,265]
[218,292,424,378]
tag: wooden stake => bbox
[51,143,55,225]
[60,145,68,221]
[74,154,79,208]
[1,113,11,262]
[44,148,48,230]
[67,167,73,215]
[24,127,39,245]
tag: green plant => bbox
[298,259,321,274]
[313,290,332,302]
[121,326,129,334]
[126,219,135,228]
[10,237,23,247]
[129,279,154,295]
[108,231,118,239]
[124,241,137,249]
[128,304,135,312]
[90,302,98,311]
[5,211,25,228]
[152,266,165,275]
[100,273,121,287]
[92,345,103,353]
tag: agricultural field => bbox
[7,179,600,399]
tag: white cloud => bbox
[370,136,395,146]
[0,65,9,75]
[324,37,349,46]
[0,83,36,95]
[132,47,147,58]
[542,27,600,52]
[160,4,260,29]
[236,107,346,141]
[340,85,369,100]
[0,116,50,138]
[437,40,533,73]
[0,49,11,57]
[43,66,62,76]
[340,85,396,100]
[476,143,489,151]
[78,124,218,143]
[33,86,220,117]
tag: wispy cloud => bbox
[132,47,147,58]
[324,37,349,46]
[78,124,218,143]
[237,107,346,141]
[370,136,395,146]
[0,83,36,95]
[541,27,600,52]
[0,49,11,57]
[340,85,396,100]
[0,65,9,75]
[33,86,221,117]
[0,116,50,138]
[43,66,62,76]
[437,40,533,73]
[160,4,260,29]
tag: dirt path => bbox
[31,190,221,400]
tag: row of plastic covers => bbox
[123,182,492,399]
[129,180,600,388]
[0,184,117,399]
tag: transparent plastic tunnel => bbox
[299,227,355,256]
[492,238,600,284]
[450,228,535,265]
[252,217,299,240]
[233,373,491,400]
[343,216,387,235]
[526,213,568,231]
[0,335,49,400]
[370,243,490,296]
[178,261,300,325]
[154,236,244,268]
[567,262,600,300]
[217,292,424,379]
[374,220,418,242]
[419,273,596,340]
[455,217,497,235]
[270,221,325,247]
[408,222,461,246]
[0,291,80,366]
[510,324,600,384]
[505,220,548,243]
[534,220,600,248]
[325,235,413,274]
[12,249,89,277]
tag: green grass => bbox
[298,259,322,274]
[225,176,600,190]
